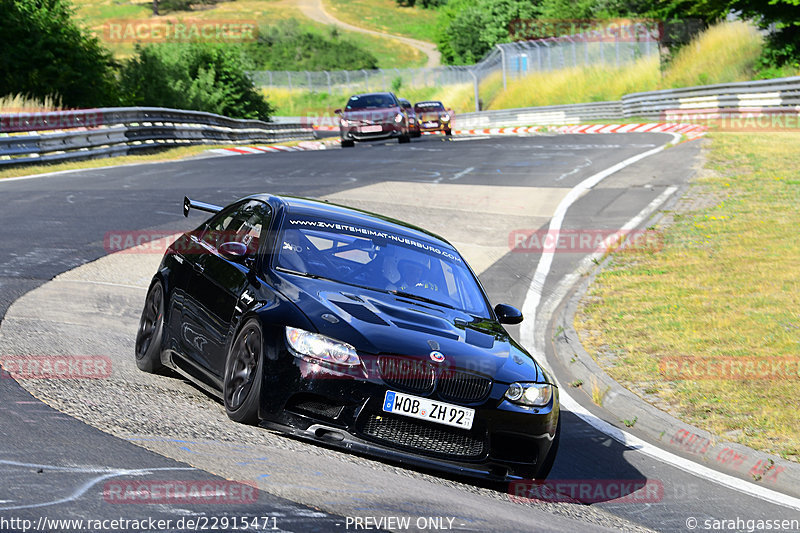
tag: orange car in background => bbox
[413,101,452,136]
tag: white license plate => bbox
[423,121,437,128]
[360,125,383,133]
[382,391,474,430]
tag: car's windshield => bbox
[414,101,445,112]
[276,217,490,317]
[346,94,396,110]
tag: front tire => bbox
[135,281,165,373]
[223,319,264,424]
[398,134,410,144]
[444,128,452,136]
[341,139,355,148]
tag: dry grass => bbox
[488,55,660,110]
[576,132,800,461]
[662,20,763,88]
[324,0,440,42]
[487,21,765,110]
[0,94,63,113]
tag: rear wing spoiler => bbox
[183,196,222,218]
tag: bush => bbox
[435,0,539,65]
[119,43,272,121]
[244,21,379,71]
[0,0,118,107]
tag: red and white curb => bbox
[452,122,707,140]
[207,139,339,156]
[207,123,706,157]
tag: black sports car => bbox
[136,194,560,481]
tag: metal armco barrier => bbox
[0,107,315,167]
[622,76,800,118]
[454,101,624,129]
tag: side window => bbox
[202,201,271,255]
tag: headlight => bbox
[340,118,350,127]
[409,118,416,124]
[394,113,403,123]
[504,382,553,407]
[441,114,451,122]
[285,327,360,366]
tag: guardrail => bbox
[454,101,624,129]
[622,76,800,118]
[0,107,315,167]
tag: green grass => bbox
[576,132,800,461]
[71,0,425,66]
[323,0,440,42]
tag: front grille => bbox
[360,413,485,458]
[378,356,435,394]
[438,370,492,402]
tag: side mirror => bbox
[334,109,342,115]
[494,303,523,325]
[218,241,248,262]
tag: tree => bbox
[0,0,118,107]
[435,0,542,64]
[119,43,273,121]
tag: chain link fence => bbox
[249,25,660,111]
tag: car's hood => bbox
[273,275,545,383]
[342,108,398,123]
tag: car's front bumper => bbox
[341,123,404,142]
[259,351,559,481]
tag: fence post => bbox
[325,71,331,95]
[469,70,479,112]
[306,71,312,91]
[345,70,350,92]
[288,71,292,91]
[362,69,368,91]
[498,45,507,90]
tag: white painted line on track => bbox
[450,167,475,181]
[519,133,800,511]
[559,393,800,511]
[522,133,681,329]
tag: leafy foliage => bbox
[244,21,379,71]
[119,43,273,120]
[396,0,448,6]
[435,0,540,64]
[0,0,119,107]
